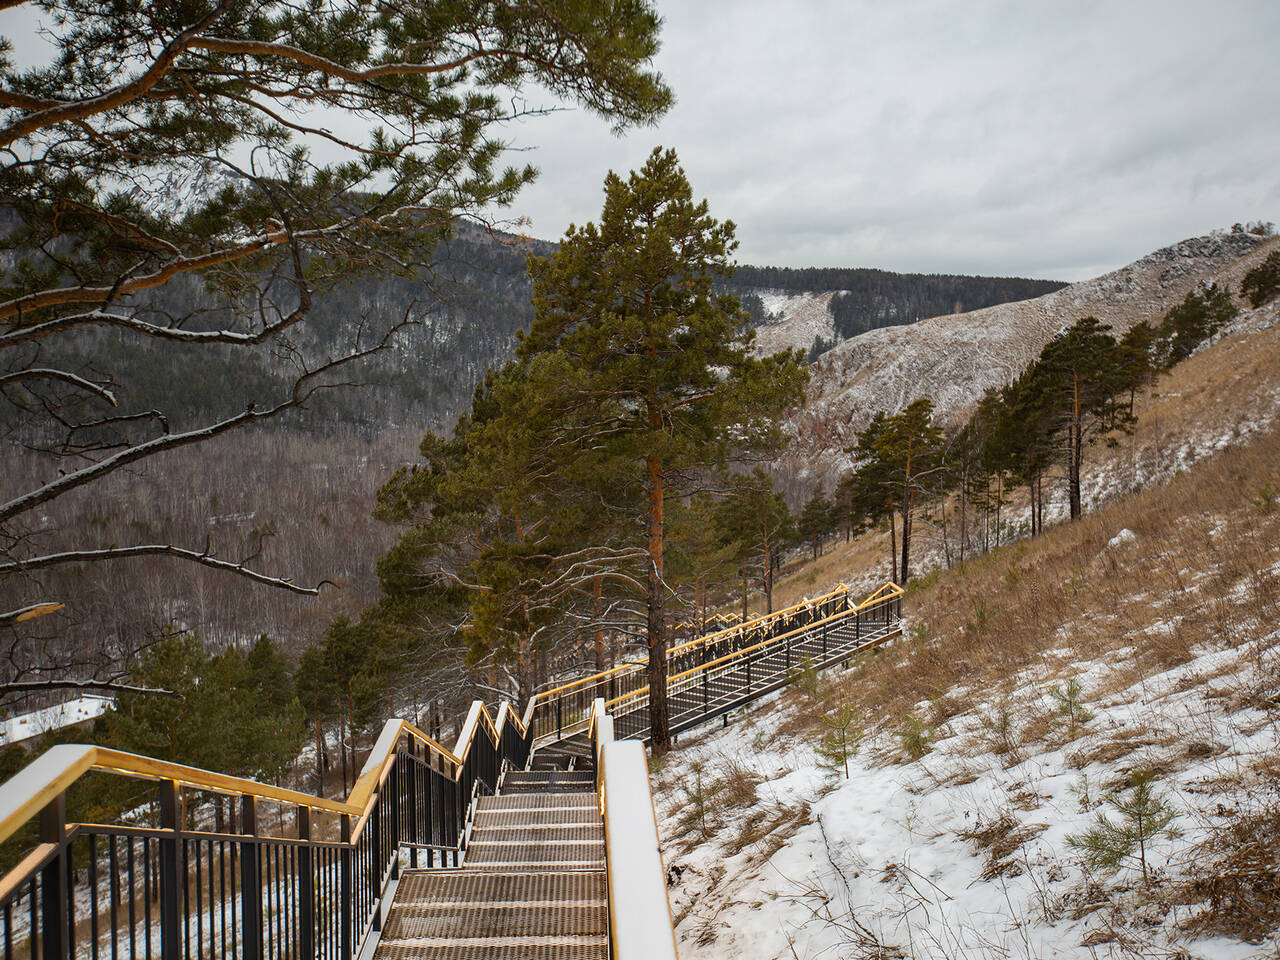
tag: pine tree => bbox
[1153,284,1239,368]
[713,470,793,615]
[1067,770,1181,886]
[520,149,809,754]
[852,400,943,583]
[0,1,673,691]
[798,491,835,560]
[1241,251,1280,307]
[1017,317,1132,520]
[815,703,862,779]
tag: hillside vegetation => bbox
[653,277,1280,958]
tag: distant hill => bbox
[729,265,1066,349]
[8,213,1065,440]
[783,228,1279,485]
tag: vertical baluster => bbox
[338,816,352,960]
[37,792,67,960]
[217,840,227,960]
[107,837,118,960]
[230,843,238,960]
[240,798,261,960]
[27,879,36,960]
[156,782,181,960]
[128,839,139,960]
[297,807,312,960]
[194,839,203,960]
[88,837,99,960]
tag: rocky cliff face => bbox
[783,230,1277,484]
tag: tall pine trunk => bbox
[1069,371,1084,520]
[646,453,671,756]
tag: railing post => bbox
[370,793,382,932]
[389,757,401,882]
[38,793,67,960]
[556,696,563,737]
[297,805,314,960]
[157,780,182,960]
[822,618,828,657]
[340,814,353,960]
[240,795,262,960]
[408,744,420,869]
[702,670,708,714]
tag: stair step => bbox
[467,841,604,864]
[393,870,605,905]
[503,771,595,788]
[474,807,600,827]
[383,902,607,940]
[477,794,598,811]
[376,935,607,959]
[471,825,603,843]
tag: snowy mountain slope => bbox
[652,417,1280,959]
[785,230,1278,481]
[751,290,839,356]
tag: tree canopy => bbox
[0,0,671,703]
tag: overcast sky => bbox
[4,1,1277,282]
[499,0,1280,281]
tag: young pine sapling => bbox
[1067,770,1181,886]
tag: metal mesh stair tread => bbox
[383,902,607,939]
[474,808,601,826]
[477,794,598,810]
[466,841,605,864]
[394,870,605,905]
[376,939,607,960]
[470,826,603,842]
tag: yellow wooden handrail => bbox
[0,699,526,848]
[602,581,903,711]
[529,582,858,705]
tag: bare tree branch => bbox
[0,545,324,595]
[0,367,118,405]
[0,678,181,699]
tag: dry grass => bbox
[1180,800,1280,941]
[767,416,1280,753]
[958,812,1049,880]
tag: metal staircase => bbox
[375,769,607,959]
[0,581,900,960]
[526,581,904,746]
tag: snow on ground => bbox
[654,629,1280,959]
[0,695,113,745]
[751,290,840,358]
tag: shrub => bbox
[815,703,863,778]
[1241,250,1280,308]
[895,713,936,761]
[1050,677,1095,735]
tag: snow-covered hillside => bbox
[657,631,1279,959]
[751,290,840,356]
[653,413,1280,958]
[784,230,1278,482]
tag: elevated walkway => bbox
[0,581,900,960]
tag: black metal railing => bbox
[525,582,903,744]
[0,701,530,960]
[609,582,902,742]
